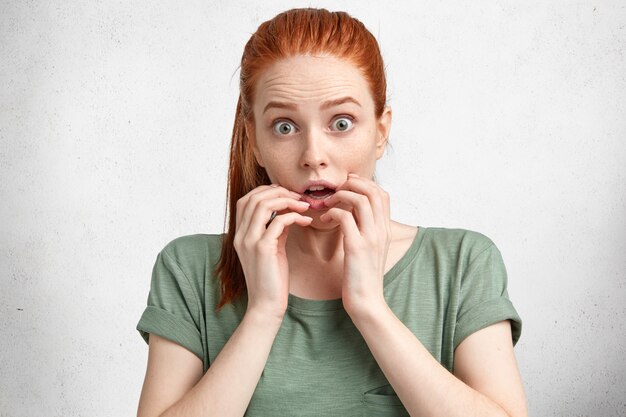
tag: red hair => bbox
[215,8,388,309]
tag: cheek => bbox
[344,138,379,170]
[336,155,376,181]
[257,147,292,178]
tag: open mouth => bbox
[303,185,335,200]
[300,182,337,210]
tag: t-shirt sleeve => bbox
[136,247,204,360]
[454,242,522,349]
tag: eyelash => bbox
[272,120,297,135]
[331,116,354,132]
[271,115,355,135]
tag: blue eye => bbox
[273,121,296,135]
[332,117,353,132]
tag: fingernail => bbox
[270,184,279,187]
[348,173,359,178]
[290,192,301,198]
[299,201,310,206]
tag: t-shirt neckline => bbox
[287,225,428,312]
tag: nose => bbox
[299,129,328,169]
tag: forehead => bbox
[253,55,373,111]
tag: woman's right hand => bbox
[233,184,312,319]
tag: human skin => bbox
[137,54,528,417]
[243,53,395,313]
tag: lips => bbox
[299,180,337,210]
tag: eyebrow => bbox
[262,96,362,114]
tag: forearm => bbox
[160,309,282,417]
[351,303,509,417]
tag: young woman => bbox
[136,8,527,417]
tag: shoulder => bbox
[157,233,224,287]
[162,233,223,251]
[161,233,224,261]
[421,226,499,266]
[424,226,495,251]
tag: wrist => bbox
[344,295,389,324]
[244,304,286,329]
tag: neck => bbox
[286,222,344,262]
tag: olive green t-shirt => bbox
[136,226,522,416]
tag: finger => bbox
[247,198,310,238]
[335,173,390,225]
[238,186,303,236]
[323,190,375,234]
[262,212,313,243]
[319,207,361,240]
[236,184,276,226]
[236,184,301,224]
[242,199,309,243]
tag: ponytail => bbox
[215,96,270,309]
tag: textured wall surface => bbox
[1,1,625,416]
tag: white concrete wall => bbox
[1,1,624,416]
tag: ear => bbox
[244,118,265,167]
[375,105,392,160]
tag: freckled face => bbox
[247,55,391,214]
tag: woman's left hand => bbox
[320,173,391,318]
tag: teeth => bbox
[308,185,325,191]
